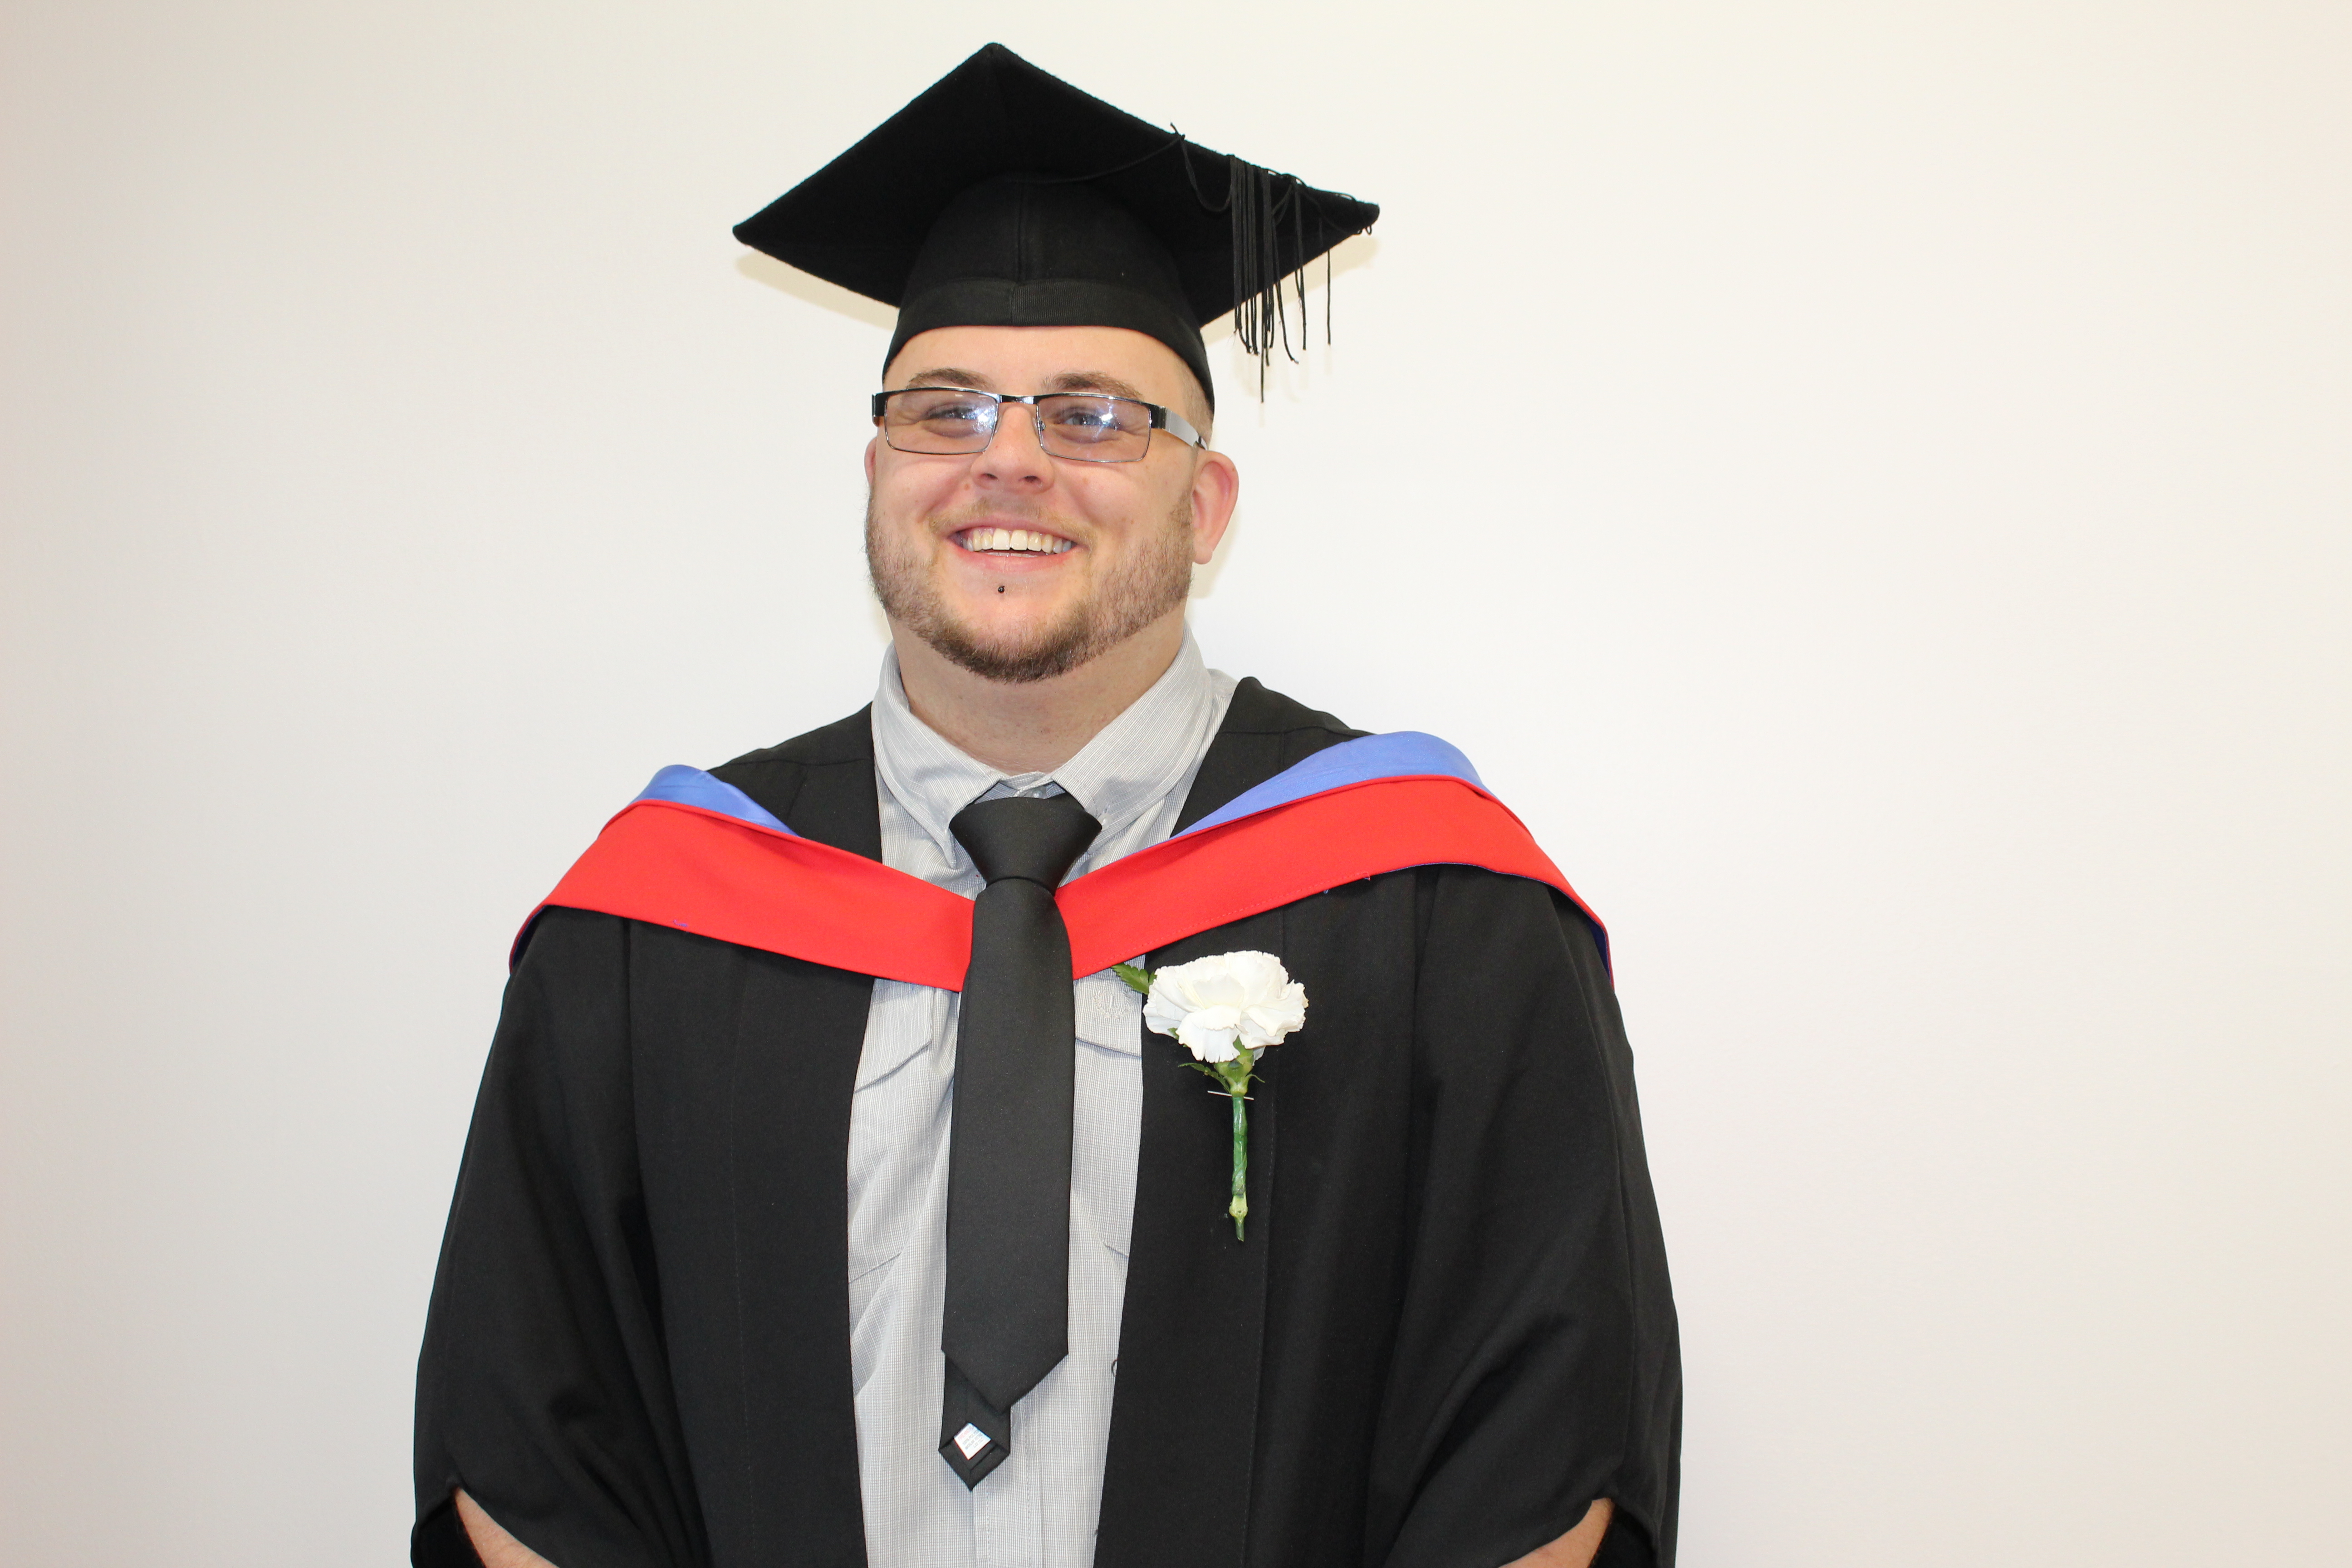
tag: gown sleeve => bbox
[1368,868,1681,1568]
[413,908,709,1568]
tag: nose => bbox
[971,402,1055,492]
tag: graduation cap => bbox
[734,44,1378,409]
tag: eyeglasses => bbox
[871,387,1204,465]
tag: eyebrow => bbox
[1040,371,1148,402]
[892,368,1153,403]
[896,367,998,391]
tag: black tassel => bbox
[1184,144,1333,397]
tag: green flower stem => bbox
[1229,1090,1249,1240]
[1216,1046,1257,1241]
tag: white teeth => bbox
[965,527,1073,554]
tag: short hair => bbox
[1177,367,1214,445]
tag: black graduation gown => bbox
[413,678,1681,1568]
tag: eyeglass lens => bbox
[879,389,1156,463]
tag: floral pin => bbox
[1115,951,1308,1240]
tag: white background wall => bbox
[4,3,2347,1563]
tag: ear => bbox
[864,433,880,485]
[1186,448,1241,565]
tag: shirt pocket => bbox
[1070,986,1144,1265]
[848,1246,903,1341]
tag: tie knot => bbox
[950,793,1102,889]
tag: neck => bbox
[891,609,1186,774]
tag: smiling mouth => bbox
[957,526,1074,556]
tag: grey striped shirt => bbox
[849,634,1236,1568]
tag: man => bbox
[414,44,1679,1568]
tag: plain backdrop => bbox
[4,3,2347,1564]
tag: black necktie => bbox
[938,792,1101,1488]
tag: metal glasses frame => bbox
[870,387,1204,463]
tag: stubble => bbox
[865,497,1195,684]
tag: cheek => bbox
[871,460,962,527]
[1062,473,1166,537]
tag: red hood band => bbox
[524,774,1602,987]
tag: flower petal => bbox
[1175,1010,1242,1062]
[1141,952,1306,1060]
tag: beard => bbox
[866,495,1195,684]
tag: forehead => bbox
[883,324,1195,405]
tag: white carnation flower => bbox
[1142,951,1308,1063]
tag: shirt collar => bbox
[870,631,1219,877]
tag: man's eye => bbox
[1048,402,1120,431]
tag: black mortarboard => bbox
[734,44,1378,409]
